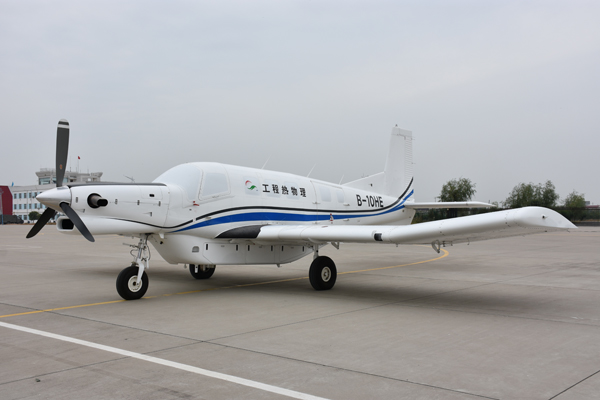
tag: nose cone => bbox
[36,187,72,210]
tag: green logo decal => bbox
[245,180,257,191]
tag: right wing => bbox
[255,207,575,246]
[403,201,493,209]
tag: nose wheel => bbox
[309,256,337,290]
[117,235,150,300]
[116,266,149,300]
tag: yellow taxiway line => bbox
[0,249,449,319]
[0,300,126,319]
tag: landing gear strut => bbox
[117,235,150,300]
[309,256,337,290]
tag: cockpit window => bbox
[153,164,202,200]
[201,172,230,198]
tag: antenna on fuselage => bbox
[261,155,271,170]
[124,175,135,183]
[338,175,344,185]
[307,163,317,178]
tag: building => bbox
[3,169,103,223]
[0,186,14,223]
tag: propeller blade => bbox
[26,208,57,239]
[56,119,70,187]
[59,203,95,242]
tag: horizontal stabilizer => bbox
[256,207,575,246]
[403,201,493,209]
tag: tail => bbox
[344,125,413,198]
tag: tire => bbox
[189,264,216,280]
[116,266,149,300]
[309,256,337,290]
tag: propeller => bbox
[26,120,95,242]
[25,208,56,239]
[60,202,95,242]
[55,119,69,187]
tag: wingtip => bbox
[517,207,577,230]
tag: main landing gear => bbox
[116,235,150,300]
[309,255,337,291]
[189,264,216,279]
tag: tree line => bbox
[414,178,589,223]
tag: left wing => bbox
[255,207,575,246]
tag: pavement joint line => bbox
[0,354,132,388]
[0,250,449,319]
[19,309,207,344]
[400,302,600,328]
[548,368,600,399]
[197,341,499,400]
[0,321,330,400]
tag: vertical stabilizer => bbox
[343,125,413,197]
[383,126,412,197]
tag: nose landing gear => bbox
[117,235,151,300]
[116,266,148,300]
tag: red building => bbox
[0,185,13,217]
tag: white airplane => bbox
[28,120,576,300]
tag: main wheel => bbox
[309,256,337,290]
[116,266,149,300]
[189,264,216,280]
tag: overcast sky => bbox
[1,0,599,205]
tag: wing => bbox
[254,207,575,246]
[403,201,493,209]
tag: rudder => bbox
[383,126,412,197]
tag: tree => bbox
[563,190,586,208]
[29,211,41,221]
[504,181,559,209]
[562,190,586,222]
[439,178,476,202]
[439,178,476,218]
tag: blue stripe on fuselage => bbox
[173,190,414,233]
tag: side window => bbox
[334,188,345,203]
[201,172,230,199]
[319,185,332,202]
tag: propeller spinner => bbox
[26,120,95,242]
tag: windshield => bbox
[153,164,202,200]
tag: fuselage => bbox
[38,162,415,265]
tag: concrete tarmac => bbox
[0,225,599,399]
